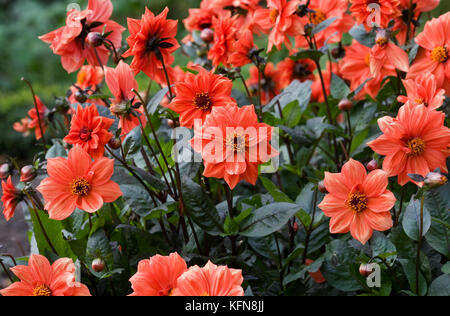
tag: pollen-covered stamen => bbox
[406,137,426,156]
[225,132,249,154]
[71,177,91,196]
[193,92,212,111]
[346,192,368,213]
[375,30,389,46]
[79,127,92,141]
[269,9,279,23]
[309,10,326,24]
[431,46,448,63]
[32,284,52,297]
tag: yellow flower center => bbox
[415,98,424,105]
[32,284,52,297]
[431,46,448,63]
[310,10,326,24]
[193,92,212,111]
[71,177,91,196]
[346,192,368,214]
[225,132,249,154]
[376,37,388,46]
[406,137,426,157]
[269,9,279,23]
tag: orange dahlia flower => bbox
[39,0,124,73]
[123,7,179,83]
[190,105,278,189]
[370,30,409,77]
[208,13,238,68]
[295,0,354,49]
[368,102,450,186]
[166,69,235,128]
[318,159,396,245]
[69,65,104,105]
[1,177,22,222]
[407,12,450,94]
[28,96,49,141]
[172,261,244,296]
[397,73,445,110]
[339,40,396,99]
[184,0,221,32]
[129,253,188,296]
[105,61,146,136]
[228,30,256,68]
[247,62,283,105]
[37,145,122,220]
[0,254,91,296]
[278,57,316,88]
[64,104,115,159]
[212,0,262,32]
[253,0,304,52]
[349,0,401,30]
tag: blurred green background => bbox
[0,0,448,163]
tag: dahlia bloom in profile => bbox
[69,65,104,105]
[247,62,282,105]
[105,61,146,136]
[394,0,440,45]
[295,0,354,49]
[37,145,122,220]
[349,0,400,30]
[397,73,445,110]
[1,177,22,222]
[370,30,409,77]
[28,96,49,141]
[339,40,396,99]
[318,159,396,245]
[305,259,326,284]
[13,118,32,137]
[172,261,244,296]
[278,58,316,88]
[191,105,278,189]
[64,105,115,159]
[39,0,124,73]
[0,254,91,296]
[253,0,304,52]
[129,253,188,296]
[123,7,179,83]
[166,69,235,128]
[407,12,450,94]
[228,30,256,68]
[208,13,238,68]
[368,102,450,186]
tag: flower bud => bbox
[424,172,447,188]
[338,99,353,111]
[0,164,10,180]
[293,222,299,233]
[74,90,88,103]
[331,46,345,60]
[108,137,121,150]
[110,101,128,116]
[359,263,373,277]
[87,32,103,47]
[20,165,37,183]
[367,160,379,171]
[200,28,214,43]
[318,181,327,194]
[92,258,106,273]
[167,119,175,128]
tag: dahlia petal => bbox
[366,190,396,213]
[90,157,115,185]
[0,281,33,296]
[79,191,104,213]
[47,194,77,221]
[92,180,122,203]
[46,157,74,184]
[363,210,393,232]
[323,172,350,198]
[350,213,373,245]
[68,145,91,176]
[29,254,53,285]
[329,210,354,234]
[341,159,367,187]
[363,169,389,198]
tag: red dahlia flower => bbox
[1,177,22,222]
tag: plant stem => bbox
[302,189,318,264]
[0,260,13,283]
[394,186,405,227]
[22,78,47,154]
[224,184,238,256]
[415,195,425,296]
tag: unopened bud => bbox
[424,172,447,188]
[92,258,106,273]
[200,28,214,43]
[367,160,379,171]
[0,164,10,180]
[359,263,373,277]
[87,32,103,47]
[293,222,299,233]
[20,165,37,183]
[338,99,353,111]
[318,181,327,194]
[108,137,121,150]
[110,101,128,115]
